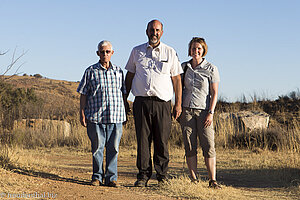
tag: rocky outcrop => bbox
[218,110,270,132]
[13,119,71,138]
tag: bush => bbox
[33,74,43,78]
[0,81,43,129]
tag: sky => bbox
[1,0,299,102]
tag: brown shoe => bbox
[209,180,222,189]
[107,181,118,187]
[91,179,102,186]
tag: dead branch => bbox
[1,47,28,77]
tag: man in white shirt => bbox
[125,19,183,186]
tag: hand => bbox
[204,113,213,128]
[124,100,131,114]
[173,104,182,120]
[80,113,87,127]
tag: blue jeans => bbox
[87,122,122,184]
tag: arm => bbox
[80,94,87,127]
[171,74,182,120]
[204,82,219,128]
[125,71,135,99]
[124,71,135,113]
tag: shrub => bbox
[0,81,43,129]
[33,74,43,78]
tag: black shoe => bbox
[209,180,222,189]
[134,179,148,187]
[157,177,169,186]
[106,181,118,187]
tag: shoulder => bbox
[112,64,124,73]
[84,63,99,73]
[181,60,192,69]
[203,59,218,71]
[181,61,190,67]
[160,42,176,53]
[132,43,147,51]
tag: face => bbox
[146,21,163,47]
[97,45,114,63]
[190,42,204,60]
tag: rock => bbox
[218,110,270,132]
[13,119,71,138]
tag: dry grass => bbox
[0,145,299,199]
[156,148,300,200]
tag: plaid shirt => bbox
[77,62,126,123]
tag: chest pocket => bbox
[112,71,122,89]
[89,78,103,96]
[161,62,171,75]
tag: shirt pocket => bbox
[113,71,122,89]
[160,61,171,75]
[90,79,103,96]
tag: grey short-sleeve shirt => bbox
[182,59,220,110]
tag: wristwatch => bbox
[208,110,214,114]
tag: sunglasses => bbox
[99,50,112,54]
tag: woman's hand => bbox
[204,113,213,128]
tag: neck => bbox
[192,57,203,68]
[100,61,110,69]
[149,41,160,48]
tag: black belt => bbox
[136,96,163,101]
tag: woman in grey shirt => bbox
[180,37,221,188]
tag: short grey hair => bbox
[97,40,113,50]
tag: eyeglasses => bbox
[99,50,112,54]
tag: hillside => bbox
[4,75,80,120]
[3,74,300,127]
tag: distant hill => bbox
[3,75,299,127]
[4,75,80,120]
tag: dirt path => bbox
[0,148,178,200]
[1,147,299,200]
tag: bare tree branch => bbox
[0,50,9,56]
[1,47,28,77]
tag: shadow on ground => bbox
[7,164,91,186]
[163,164,300,189]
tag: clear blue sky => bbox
[1,0,299,102]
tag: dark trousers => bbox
[133,96,172,181]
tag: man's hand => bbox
[80,112,87,127]
[124,100,131,114]
[171,74,182,121]
[79,94,87,127]
[173,104,182,120]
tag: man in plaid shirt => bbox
[77,40,127,187]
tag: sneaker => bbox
[91,179,102,186]
[107,181,118,187]
[134,179,148,187]
[209,180,222,189]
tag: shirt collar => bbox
[97,61,116,71]
[188,58,207,68]
[146,42,162,52]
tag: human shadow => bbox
[7,164,91,186]
[165,165,300,189]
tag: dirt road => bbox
[1,147,299,200]
[0,147,178,200]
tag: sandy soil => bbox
[0,148,178,200]
[0,147,299,200]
